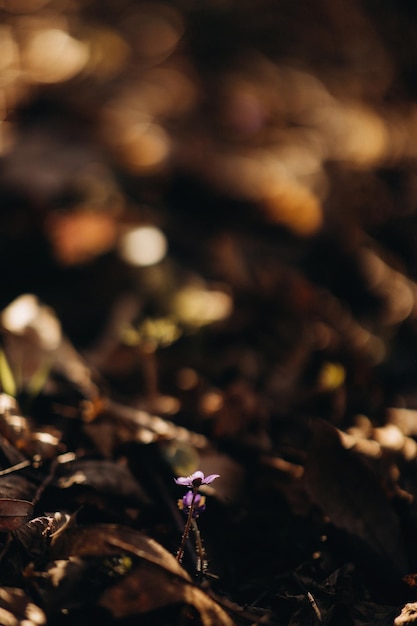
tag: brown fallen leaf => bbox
[304,419,407,577]
[5,512,74,572]
[51,524,191,581]
[52,458,149,507]
[98,559,236,625]
[0,498,33,531]
[50,524,235,625]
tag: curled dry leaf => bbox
[5,512,74,571]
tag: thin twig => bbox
[0,460,32,476]
[307,591,322,622]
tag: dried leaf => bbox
[9,512,73,567]
[0,498,33,531]
[98,560,236,625]
[304,419,407,576]
[52,458,148,510]
[48,523,235,624]
[84,401,208,458]
[51,524,191,581]
[0,474,39,503]
[27,554,134,616]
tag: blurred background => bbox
[1,0,417,431]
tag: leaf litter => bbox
[2,0,417,624]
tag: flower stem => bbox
[191,517,206,577]
[176,489,197,563]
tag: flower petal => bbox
[202,473,220,484]
[183,490,195,506]
[174,477,192,486]
[190,470,204,482]
[174,470,220,487]
[180,490,206,517]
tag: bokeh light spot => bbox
[119,226,167,267]
[23,28,89,84]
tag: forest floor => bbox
[1,1,417,624]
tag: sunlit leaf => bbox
[26,359,53,399]
[0,349,16,398]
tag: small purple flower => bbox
[174,470,220,489]
[178,490,206,517]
